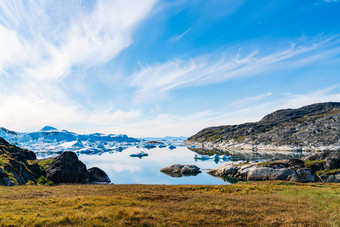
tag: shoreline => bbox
[185,141,340,153]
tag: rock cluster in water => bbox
[0,137,110,186]
[208,152,340,183]
[186,102,340,151]
[161,164,201,177]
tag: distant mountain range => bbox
[0,126,187,154]
[0,126,140,154]
[186,102,340,152]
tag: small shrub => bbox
[304,160,325,169]
[38,159,54,169]
[316,169,340,177]
[37,176,54,186]
[26,180,35,185]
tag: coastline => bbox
[185,140,340,153]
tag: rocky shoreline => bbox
[186,140,340,152]
[208,152,340,183]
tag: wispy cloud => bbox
[0,0,156,131]
[129,36,340,102]
[0,0,156,81]
[169,27,191,42]
[111,86,340,137]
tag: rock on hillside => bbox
[186,102,340,152]
[0,137,41,186]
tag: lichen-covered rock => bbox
[0,137,42,186]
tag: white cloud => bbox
[0,0,156,81]
[169,27,191,42]
[96,87,340,137]
[0,0,156,132]
[129,36,340,102]
[87,109,141,126]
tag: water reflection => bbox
[35,146,309,185]
[161,171,200,178]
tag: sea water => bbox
[35,146,307,185]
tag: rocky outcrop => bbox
[208,152,340,183]
[88,167,111,183]
[319,174,340,183]
[0,137,42,186]
[160,164,201,177]
[46,151,89,184]
[45,152,110,184]
[0,137,110,186]
[186,102,340,152]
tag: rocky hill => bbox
[0,137,110,186]
[186,102,340,152]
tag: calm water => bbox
[35,146,308,185]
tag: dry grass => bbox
[0,182,339,226]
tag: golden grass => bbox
[0,182,339,226]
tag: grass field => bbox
[0,182,339,226]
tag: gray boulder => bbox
[46,151,90,184]
[319,173,340,183]
[296,169,315,183]
[45,152,111,184]
[245,166,299,182]
[324,159,340,170]
[161,164,201,177]
[304,152,340,161]
[88,167,111,183]
[208,154,340,183]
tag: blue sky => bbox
[0,0,340,137]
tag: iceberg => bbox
[130,151,148,158]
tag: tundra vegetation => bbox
[0,182,339,226]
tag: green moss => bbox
[38,158,54,169]
[37,176,54,186]
[26,180,35,185]
[304,160,325,169]
[234,162,251,166]
[257,160,286,166]
[5,171,18,184]
[316,169,340,177]
[234,135,247,142]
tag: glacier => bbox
[0,126,140,154]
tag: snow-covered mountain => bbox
[0,126,139,154]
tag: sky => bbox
[0,0,340,137]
